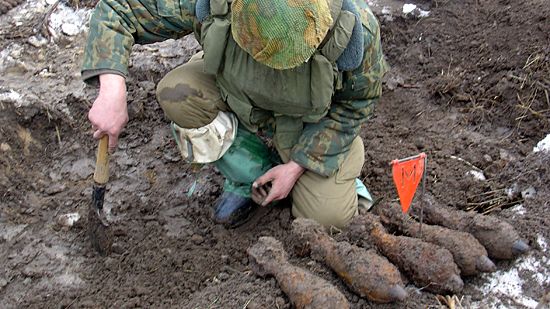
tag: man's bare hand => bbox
[88,74,128,152]
[252,161,305,206]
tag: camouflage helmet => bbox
[231,0,333,70]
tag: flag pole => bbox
[419,153,427,237]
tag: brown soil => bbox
[1,0,549,308]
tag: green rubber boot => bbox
[212,127,277,227]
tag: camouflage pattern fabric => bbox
[290,2,388,176]
[81,0,197,84]
[81,0,388,177]
[231,0,332,70]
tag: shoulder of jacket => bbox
[352,0,379,35]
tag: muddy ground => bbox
[1,0,549,308]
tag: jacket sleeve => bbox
[81,0,197,85]
[290,4,388,177]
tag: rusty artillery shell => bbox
[377,203,496,275]
[412,195,530,260]
[348,214,464,294]
[247,236,350,309]
[292,218,407,303]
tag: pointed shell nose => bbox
[447,274,464,293]
[512,239,530,256]
[476,255,497,273]
[388,285,408,302]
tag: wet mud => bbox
[1,0,549,307]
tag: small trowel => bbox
[88,135,113,255]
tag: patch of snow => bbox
[27,35,49,48]
[42,244,69,261]
[48,3,91,36]
[533,134,550,153]
[509,204,526,215]
[57,213,80,227]
[521,186,536,199]
[537,234,548,252]
[521,255,550,286]
[0,143,11,152]
[477,250,550,308]
[0,224,27,241]
[478,267,539,308]
[55,272,84,287]
[505,183,519,199]
[418,9,430,17]
[380,6,394,21]
[0,43,23,64]
[61,23,80,36]
[403,3,416,14]
[467,170,486,181]
[402,3,430,17]
[381,6,392,14]
[0,90,22,103]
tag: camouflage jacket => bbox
[82,0,388,177]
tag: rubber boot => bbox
[213,127,276,228]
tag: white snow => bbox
[61,23,80,36]
[505,183,519,199]
[537,234,548,252]
[479,267,539,308]
[477,235,550,308]
[509,204,526,215]
[381,6,392,15]
[0,90,22,103]
[533,134,550,153]
[48,3,91,36]
[0,224,27,242]
[55,272,84,287]
[27,35,48,47]
[402,3,417,14]
[57,213,80,227]
[418,9,430,17]
[402,3,430,17]
[467,170,486,181]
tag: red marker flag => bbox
[391,153,426,213]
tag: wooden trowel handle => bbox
[93,135,110,185]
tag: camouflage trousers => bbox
[156,52,362,228]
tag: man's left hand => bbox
[252,161,305,206]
